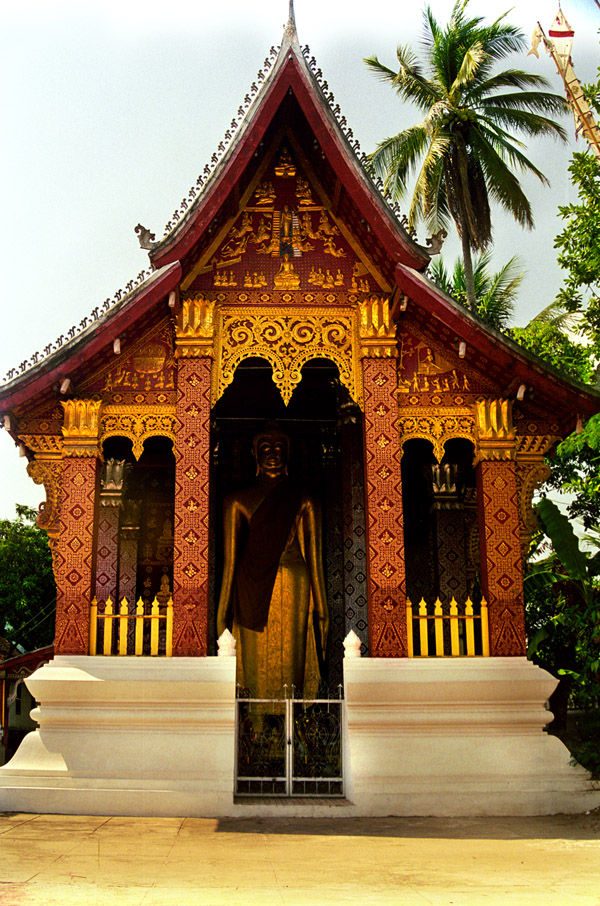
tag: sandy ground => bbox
[0,811,599,906]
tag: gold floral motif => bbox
[213,306,362,407]
[100,405,177,460]
[398,406,476,462]
[61,399,102,456]
[515,434,559,459]
[18,434,62,456]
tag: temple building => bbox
[0,8,599,816]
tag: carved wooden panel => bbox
[476,460,526,656]
[53,457,98,654]
[362,358,407,656]
[172,357,211,655]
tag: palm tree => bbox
[430,252,523,330]
[365,0,568,311]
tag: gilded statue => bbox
[216,426,329,698]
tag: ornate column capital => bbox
[99,458,128,506]
[175,297,216,358]
[358,295,397,358]
[61,399,102,457]
[474,398,516,461]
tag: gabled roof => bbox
[0,8,598,436]
[148,15,430,274]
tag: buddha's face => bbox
[255,436,288,477]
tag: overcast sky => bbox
[0,0,598,519]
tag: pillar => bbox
[172,297,215,656]
[360,296,407,656]
[475,399,526,656]
[95,459,126,606]
[53,400,102,655]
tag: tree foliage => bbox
[430,251,522,329]
[365,0,568,310]
[509,301,595,384]
[526,498,600,712]
[0,505,56,656]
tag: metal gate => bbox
[235,688,344,797]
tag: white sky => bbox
[0,0,598,519]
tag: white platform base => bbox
[1,655,598,817]
[0,656,237,817]
[343,657,600,816]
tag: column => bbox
[475,399,526,656]
[53,400,102,655]
[172,297,215,656]
[95,459,126,606]
[360,296,407,657]
[119,500,140,606]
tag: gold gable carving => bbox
[212,305,362,407]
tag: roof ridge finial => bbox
[283,0,299,46]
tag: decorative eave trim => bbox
[394,261,600,428]
[0,262,181,412]
[150,43,429,273]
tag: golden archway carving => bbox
[99,405,177,460]
[398,407,477,462]
[212,305,363,407]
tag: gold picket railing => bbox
[89,596,173,657]
[406,597,489,657]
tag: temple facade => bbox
[0,13,599,816]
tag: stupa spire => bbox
[282,0,299,46]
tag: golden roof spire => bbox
[283,0,298,46]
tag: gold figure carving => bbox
[475,398,516,460]
[100,405,177,460]
[61,399,102,456]
[254,180,276,206]
[254,215,272,244]
[214,270,238,287]
[213,306,363,407]
[216,425,328,698]
[243,270,267,289]
[323,234,347,257]
[359,296,397,358]
[273,254,301,289]
[398,407,476,462]
[296,176,315,205]
[218,212,254,261]
[299,211,321,241]
[274,146,296,177]
[175,297,215,357]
